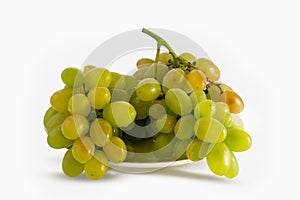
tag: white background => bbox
[1,0,299,199]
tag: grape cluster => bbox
[43,28,252,180]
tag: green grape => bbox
[43,107,57,127]
[67,94,91,117]
[45,112,69,133]
[136,58,154,68]
[47,126,73,149]
[103,101,137,127]
[194,100,216,118]
[186,139,214,161]
[165,88,193,115]
[87,87,111,109]
[224,128,252,152]
[153,133,175,160]
[112,127,122,137]
[61,67,84,88]
[155,114,177,133]
[194,117,227,143]
[143,63,169,83]
[132,66,150,80]
[158,52,173,65]
[207,84,221,102]
[103,136,127,163]
[72,136,95,164]
[130,97,152,120]
[179,52,196,63]
[123,75,138,92]
[149,100,168,119]
[110,88,129,102]
[214,102,233,127]
[195,58,221,82]
[109,72,126,89]
[162,68,191,93]
[174,114,196,140]
[50,87,73,113]
[61,114,89,140]
[173,139,191,160]
[83,65,96,75]
[206,143,232,176]
[136,78,161,101]
[72,86,85,94]
[84,150,108,180]
[84,68,112,91]
[90,118,112,147]
[224,152,239,178]
[189,90,207,107]
[62,148,84,177]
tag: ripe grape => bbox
[149,100,168,119]
[61,114,89,140]
[72,136,95,164]
[103,136,127,163]
[174,114,196,140]
[136,78,161,101]
[123,75,138,92]
[47,126,73,149]
[219,90,244,114]
[83,65,96,75]
[84,150,108,180]
[84,68,112,91]
[90,118,112,147]
[87,87,111,109]
[110,88,129,102]
[224,128,252,152]
[179,52,196,63]
[68,94,91,117]
[143,63,169,83]
[186,69,207,91]
[136,58,154,68]
[162,68,191,93]
[62,148,84,177]
[213,102,233,127]
[189,90,207,107]
[165,88,193,115]
[155,114,177,134]
[50,87,73,113]
[194,100,216,118]
[61,67,84,88]
[206,84,221,102]
[158,52,173,65]
[206,143,231,176]
[109,72,126,89]
[195,58,221,82]
[153,133,175,160]
[45,112,69,133]
[43,107,57,127]
[224,152,239,178]
[186,139,214,161]
[132,66,150,80]
[130,97,152,120]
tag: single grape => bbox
[224,128,252,152]
[194,100,216,118]
[62,148,84,177]
[84,68,112,91]
[103,101,137,127]
[112,126,122,137]
[215,82,233,93]
[224,152,239,178]
[186,138,214,161]
[162,68,191,93]
[165,88,193,116]
[174,114,196,140]
[61,114,89,140]
[90,118,112,147]
[213,102,233,127]
[43,107,57,127]
[84,150,108,180]
[136,78,161,101]
[45,112,69,133]
[61,67,84,88]
[149,100,168,119]
[72,136,95,164]
[50,87,73,113]
[194,117,227,143]
[143,63,169,83]
[186,69,207,91]
[110,88,129,102]
[189,90,207,107]
[158,52,173,65]
[153,133,175,160]
[123,75,138,92]
[173,139,191,160]
[103,136,127,163]
[206,84,221,102]
[136,58,154,68]
[206,143,232,176]
[195,58,221,82]
[132,66,150,80]
[130,97,152,120]
[87,87,111,109]
[155,114,177,134]
[219,90,244,114]
[47,126,73,149]
[109,72,126,89]
[179,52,196,63]
[83,65,96,75]
[67,94,91,117]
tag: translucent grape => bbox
[153,133,175,160]
[136,58,154,68]
[103,136,127,163]
[132,67,150,80]
[155,114,177,134]
[189,90,207,107]
[72,136,95,164]
[123,75,138,92]
[194,117,227,143]
[136,78,161,101]
[109,72,126,89]
[61,114,89,140]
[224,152,239,178]
[195,58,221,82]
[224,128,252,152]
[194,100,216,118]
[165,88,193,115]
[87,87,111,109]
[219,90,244,114]
[90,118,112,147]
[62,148,84,177]
[45,112,69,133]
[130,97,152,120]
[174,114,196,140]
[179,52,196,63]
[186,139,214,161]
[213,102,233,127]
[67,94,91,117]
[149,100,168,119]
[206,84,221,102]
[173,139,191,160]
[43,107,57,127]
[50,87,73,113]
[143,63,169,83]
[84,150,108,180]
[162,68,191,93]
[61,67,84,88]
[158,52,173,65]
[186,69,207,91]
[84,68,112,91]
[206,143,231,176]
[110,88,129,102]
[83,65,96,75]
[47,126,73,149]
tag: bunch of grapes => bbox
[43,28,252,180]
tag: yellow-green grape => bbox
[109,72,126,89]
[165,88,193,116]
[84,150,108,180]
[90,118,112,147]
[43,107,57,127]
[189,90,207,107]
[162,68,191,93]
[84,68,112,91]
[72,136,95,164]
[123,75,138,92]
[112,127,122,137]
[173,139,191,160]
[87,87,111,109]
[83,65,96,75]
[45,112,69,133]
[67,94,91,117]
[206,143,232,176]
[224,152,239,178]
[194,100,216,118]
[179,52,196,63]
[61,114,89,140]
[149,100,168,119]
[62,148,84,177]
[224,128,252,152]
[132,66,150,80]
[47,126,73,149]
[158,52,173,65]
[186,139,214,161]
[103,136,127,163]
[136,78,161,101]
[50,87,73,113]
[194,117,227,143]
[214,102,233,127]
[195,58,221,82]
[143,63,169,83]
[130,97,152,120]
[110,88,129,102]
[153,133,175,160]
[72,86,85,94]
[61,67,84,88]
[155,114,177,134]
[103,101,137,127]
[136,58,154,68]
[206,84,221,102]
[174,114,196,140]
